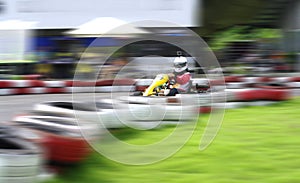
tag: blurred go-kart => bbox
[11,113,98,164]
[0,125,43,182]
[134,74,209,97]
[119,74,201,124]
[33,101,127,129]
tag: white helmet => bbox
[174,56,188,73]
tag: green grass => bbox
[45,98,300,183]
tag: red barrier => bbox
[44,134,91,163]
[66,80,95,87]
[289,77,300,82]
[262,89,290,101]
[199,106,212,114]
[224,76,242,83]
[29,80,46,87]
[135,86,148,92]
[235,89,262,101]
[96,79,136,86]
[46,88,67,94]
[257,77,272,83]
[12,88,32,95]
[0,81,13,88]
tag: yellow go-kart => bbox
[126,74,200,122]
[132,74,172,96]
[133,73,210,97]
[142,74,171,96]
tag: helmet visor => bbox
[174,62,186,68]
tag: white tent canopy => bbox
[0,20,36,62]
[0,20,37,30]
[65,17,149,37]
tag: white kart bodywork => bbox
[33,101,128,129]
[31,93,202,130]
[118,94,199,123]
[12,115,101,140]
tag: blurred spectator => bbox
[76,63,94,80]
[36,63,52,79]
[37,46,51,62]
[99,57,129,79]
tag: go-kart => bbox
[133,73,210,97]
[118,74,201,124]
[143,74,171,96]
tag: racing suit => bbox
[167,71,191,96]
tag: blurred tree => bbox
[209,26,283,51]
[194,0,265,37]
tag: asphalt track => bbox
[0,93,118,122]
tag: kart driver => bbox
[167,56,191,96]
